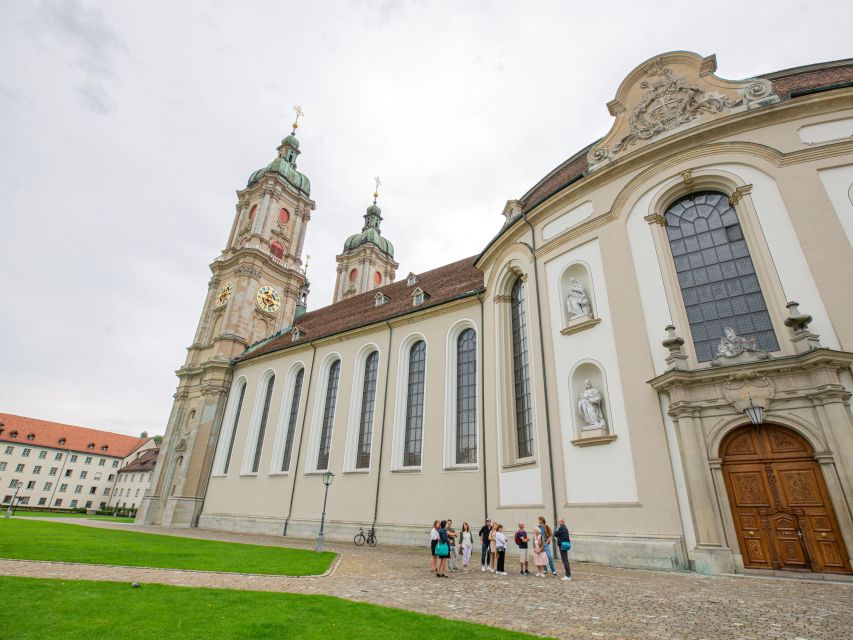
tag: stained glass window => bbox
[316,361,341,470]
[222,382,246,474]
[356,352,379,469]
[456,329,477,464]
[511,278,534,459]
[403,341,426,467]
[250,375,275,472]
[281,369,304,472]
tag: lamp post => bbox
[744,398,765,425]
[315,471,335,552]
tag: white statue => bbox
[578,379,607,429]
[716,327,758,357]
[566,278,592,318]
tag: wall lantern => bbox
[744,398,765,425]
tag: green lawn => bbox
[0,577,535,639]
[10,510,134,522]
[0,519,333,575]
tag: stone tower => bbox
[333,183,398,303]
[137,115,315,528]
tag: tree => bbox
[153,435,163,445]
[140,431,149,438]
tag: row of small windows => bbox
[216,327,479,476]
[1,446,118,467]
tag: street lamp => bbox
[744,398,765,426]
[5,482,22,518]
[315,471,335,552]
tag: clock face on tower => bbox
[256,286,281,313]
[215,282,233,307]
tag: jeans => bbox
[448,545,458,569]
[480,542,491,566]
[559,548,572,577]
[496,548,506,573]
[544,542,557,573]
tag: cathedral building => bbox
[138,52,853,576]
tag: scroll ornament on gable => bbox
[588,52,779,168]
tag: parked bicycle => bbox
[353,526,378,547]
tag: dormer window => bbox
[412,287,427,306]
[101,445,109,452]
[291,327,302,342]
[58,438,66,445]
[87,443,95,450]
[406,272,419,286]
[375,292,389,307]
[26,433,35,441]
[9,431,17,438]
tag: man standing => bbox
[515,522,529,575]
[478,518,492,572]
[446,518,458,571]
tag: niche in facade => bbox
[559,262,601,335]
[569,361,616,446]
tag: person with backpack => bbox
[515,522,530,575]
[554,517,573,581]
[537,515,557,575]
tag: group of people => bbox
[429,516,572,581]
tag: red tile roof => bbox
[518,59,853,213]
[241,255,484,361]
[0,413,149,459]
[119,447,160,473]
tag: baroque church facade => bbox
[138,52,853,576]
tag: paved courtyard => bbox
[1,518,852,639]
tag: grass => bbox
[0,577,536,639]
[10,510,134,522]
[0,518,333,575]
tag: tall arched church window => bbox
[281,368,304,472]
[355,352,379,469]
[316,360,341,470]
[403,341,427,467]
[222,381,246,474]
[456,328,477,464]
[511,278,534,459]
[665,191,779,362]
[250,375,275,473]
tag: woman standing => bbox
[537,515,557,575]
[429,520,440,572]
[488,522,498,573]
[436,519,450,577]
[532,528,548,577]
[554,517,573,581]
[459,522,474,570]
[494,524,508,576]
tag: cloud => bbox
[37,0,127,114]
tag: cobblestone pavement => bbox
[2,518,852,639]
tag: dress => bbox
[532,537,548,566]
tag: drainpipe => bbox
[520,214,560,554]
[283,342,317,536]
[477,291,488,521]
[370,320,394,530]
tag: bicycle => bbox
[353,526,378,547]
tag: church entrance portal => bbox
[721,424,851,574]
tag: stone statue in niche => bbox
[566,278,593,319]
[716,327,758,357]
[578,379,607,430]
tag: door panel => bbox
[721,425,851,574]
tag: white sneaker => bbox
[487,567,493,572]
[562,576,572,581]
[481,566,486,572]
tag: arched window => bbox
[270,241,284,260]
[665,191,779,362]
[248,204,257,220]
[456,328,477,464]
[355,351,380,469]
[222,381,246,474]
[511,278,533,459]
[281,369,304,472]
[403,341,427,467]
[250,375,275,473]
[316,360,341,470]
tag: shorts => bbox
[518,548,528,562]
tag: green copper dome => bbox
[343,202,395,258]
[247,134,310,196]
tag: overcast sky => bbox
[1,0,850,437]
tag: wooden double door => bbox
[721,424,851,574]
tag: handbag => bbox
[560,540,572,551]
[435,542,449,557]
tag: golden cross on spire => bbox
[373,176,381,204]
[292,105,304,133]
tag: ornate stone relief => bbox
[710,327,771,366]
[722,371,775,414]
[587,52,780,169]
[235,265,262,280]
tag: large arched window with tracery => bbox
[665,191,779,362]
[510,278,533,459]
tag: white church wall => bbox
[818,164,853,251]
[544,238,639,504]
